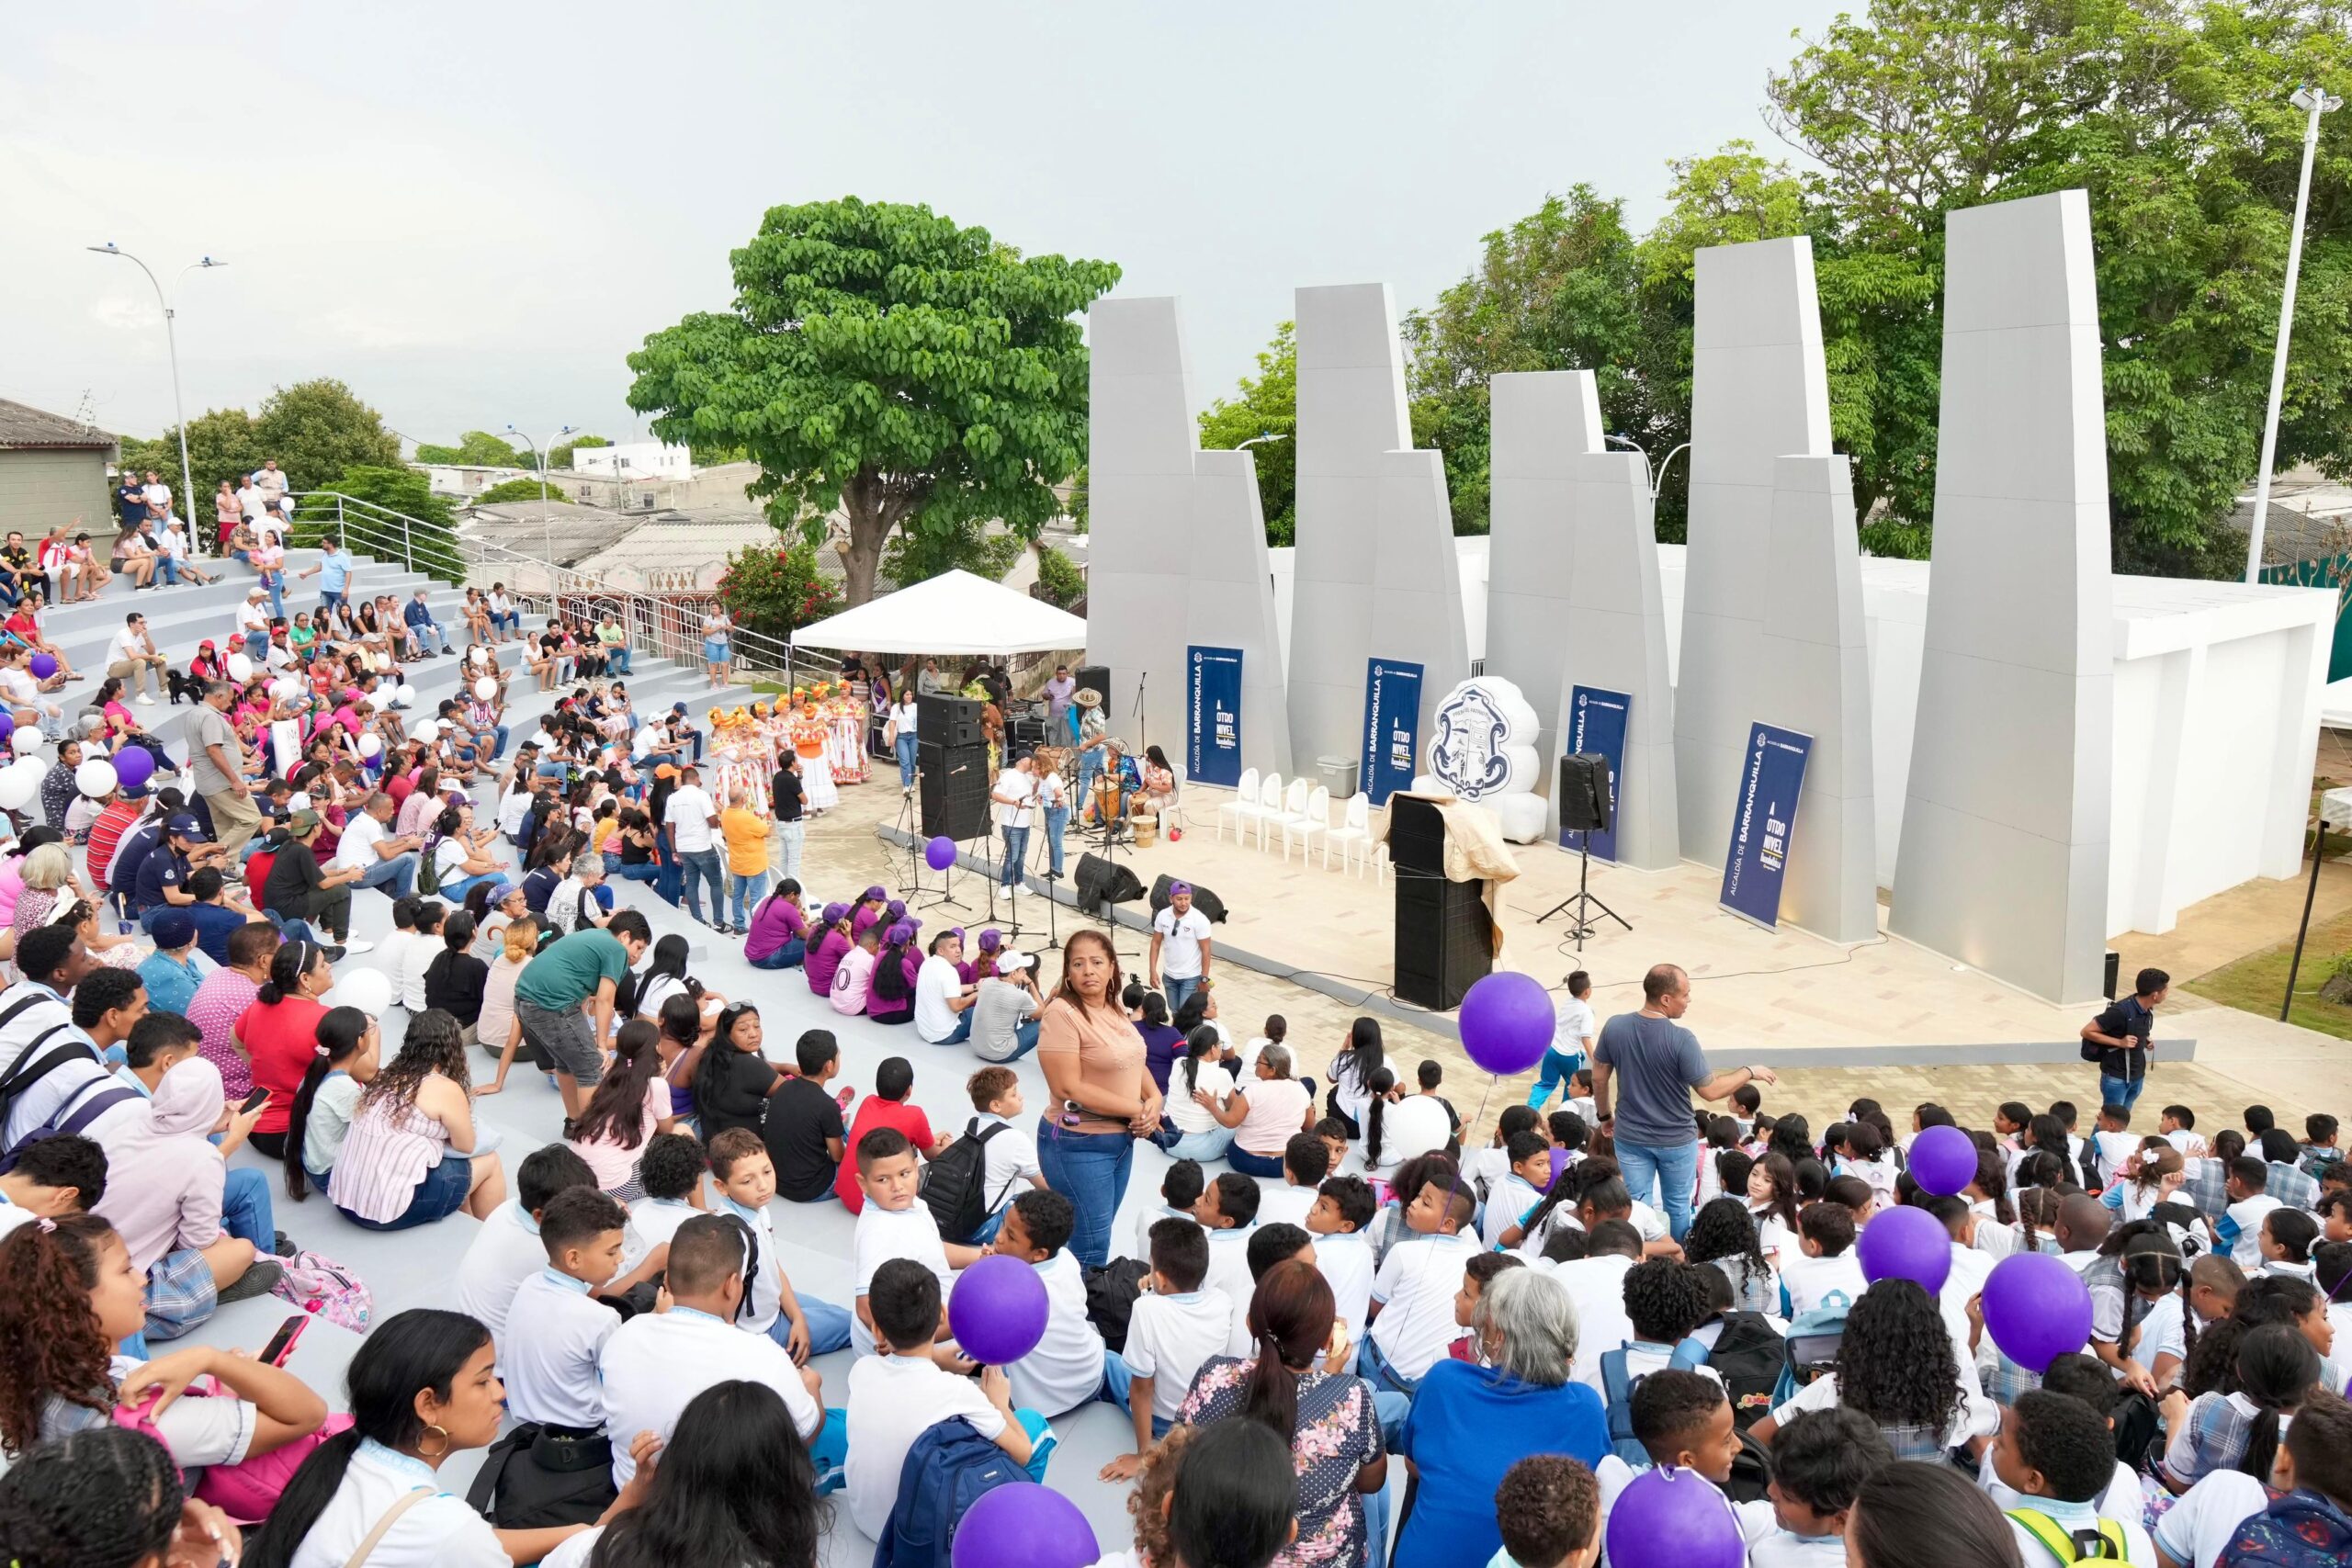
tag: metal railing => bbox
[289,490,834,692]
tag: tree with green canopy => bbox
[1197,321,1300,546]
[626,197,1119,604]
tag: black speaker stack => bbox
[917,742,989,840]
[917,694,984,748]
[1148,874,1227,925]
[1388,795,1491,1010]
[1075,664,1111,704]
[1556,752,1614,834]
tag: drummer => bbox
[1086,737,1142,829]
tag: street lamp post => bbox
[87,244,225,531]
[503,423,575,603]
[2243,84,2342,583]
[1605,434,1690,501]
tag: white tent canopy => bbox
[787,569,1087,657]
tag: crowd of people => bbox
[0,529,2347,1568]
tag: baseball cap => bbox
[997,950,1035,976]
[149,909,197,951]
[1170,881,1193,897]
[165,813,207,840]
[977,928,1001,952]
[653,763,678,780]
[861,886,887,903]
[671,702,688,715]
[821,902,850,924]
[287,808,322,834]
[885,920,917,945]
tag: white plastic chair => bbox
[1262,776,1311,852]
[1214,766,1261,843]
[1243,771,1284,849]
[1281,784,1331,864]
[1323,791,1374,874]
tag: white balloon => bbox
[329,969,392,1015]
[356,733,383,759]
[394,684,417,706]
[469,646,491,668]
[74,759,118,798]
[412,720,440,743]
[473,677,496,701]
[9,731,40,758]
[271,677,303,702]
[0,768,35,811]
[225,653,254,682]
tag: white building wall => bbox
[573,443,695,480]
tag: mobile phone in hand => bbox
[239,1088,270,1115]
[258,1313,309,1367]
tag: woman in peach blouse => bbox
[1035,928,1161,1268]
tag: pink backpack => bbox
[115,1392,355,1524]
[270,1247,373,1333]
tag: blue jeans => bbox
[605,648,632,675]
[1526,1049,1584,1109]
[729,872,766,929]
[357,852,418,899]
[1617,1134,1702,1241]
[612,861,661,888]
[677,848,724,924]
[492,610,520,636]
[1076,747,1104,816]
[995,1019,1042,1060]
[1157,1125,1233,1162]
[1163,976,1202,1014]
[2100,1073,2147,1111]
[768,1294,854,1357]
[319,589,345,616]
[244,629,269,663]
[1037,1120,1135,1270]
[927,1010,973,1046]
[1001,826,1029,886]
[1042,806,1069,877]
[895,733,919,787]
[221,1167,275,1253]
[262,572,285,620]
[439,870,502,904]
[1098,1349,1174,1438]
[1227,1144,1286,1179]
[406,619,449,655]
[478,723,510,760]
[749,939,806,970]
[156,557,181,587]
[1357,1337,1421,1448]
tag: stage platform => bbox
[878,787,2199,1071]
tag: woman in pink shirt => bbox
[562,1020,673,1199]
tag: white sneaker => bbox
[134,694,155,705]
[339,938,376,955]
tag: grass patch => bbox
[2186,886,2352,1041]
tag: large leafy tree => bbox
[414,431,526,468]
[290,465,463,581]
[1769,0,2352,573]
[118,406,265,515]
[251,378,402,492]
[1197,321,1300,546]
[627,197,1118,604]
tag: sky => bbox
[2,1,1852,451]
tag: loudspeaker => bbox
[917,742,989,840]
[1076,665,1111,705]
[1148,874,1227,925]
[1387,795,1449,874]
[1394,873,1491,1010]
[1556,752,1613,835]
[2103,951,2120,1001]
[1075,852,1147,916]
[917,694,984,749]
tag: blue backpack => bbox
[1771,1291,1855,1410]
[1599,1339,1711,1464]
[871,1416,1024,1568]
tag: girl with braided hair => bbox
[1753,1278,1992,1461]
[0,1424,239,1568]
[1684,1194,1777,1314]
[0,1213,324,1465]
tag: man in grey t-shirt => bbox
[970,951,1045,1062]
[188,681,263,857]
[1590,962,1775,1241]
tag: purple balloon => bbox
[28,654,55,681]
[1458,970,1554,1077]
[1982,1251,2095,1373]
[947,1254,1048,1366]
[112,746,156,791]
[1604,1465,1745,1568]
[925,835,958,872]
[951,1483,1099,1568]
[1856,1202,1951,1295]
[0,710,15,741]
[1908,1123,1977,1197]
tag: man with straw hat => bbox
[1072,684,1107,815]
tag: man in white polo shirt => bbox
[598,1214,835,1490]
[914,929,978,1044]
[1148,881,1213,1013]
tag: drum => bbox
[1095,781,1125,825]
[1132,813,1158,847]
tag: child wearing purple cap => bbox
[868,920,920,1026]
[805,901,854,996]
[849,886,888,942]
[746,876,808,969]
[972,927,1003,982]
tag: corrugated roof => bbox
[0,398,117,452]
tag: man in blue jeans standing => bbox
[2080,966,2166,1111]
[1589,963,1775,1242]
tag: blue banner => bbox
[1361,658,1425,807]
[1186,644,1244,788]
[1720,721,1815,929]
[1558,684,1631,863]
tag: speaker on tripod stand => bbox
[1538,752,1630,950]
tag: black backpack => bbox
[1082,1258,1152,1353]
[919,1119,1009,1244]
[1691,1311,1787,1432]
[464,1422,615,1529]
